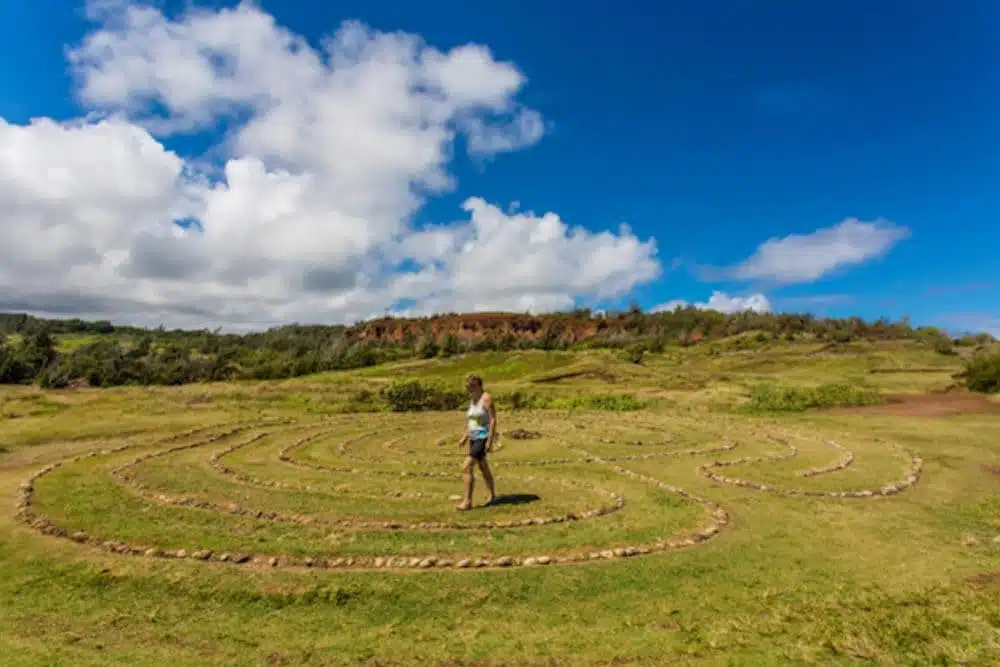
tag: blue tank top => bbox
[466,397,490,440]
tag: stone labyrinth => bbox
[14,411,924,571]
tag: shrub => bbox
[341,388,382,413]
[624,343,645,365]
[417,338,439,359]
[439,334,460,358]
[496,391,646,411]
[498,390,537,410]
[379,380,465,412]
[963,352,1000,394]
[563,394,646,411]
[746,382,883,412]
[933,338,957,356]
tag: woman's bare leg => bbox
[478,458,496,504]
[457,456,475,510]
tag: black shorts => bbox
[469,437,488,460]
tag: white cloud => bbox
[725,218,909,284]
[651,299,689,313]
[652,291,772,314]
[0,1,660,330]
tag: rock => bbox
[408,557,422,568]
[494,557,514,567]
[218,553,230,562]
[374,557,386,568]
[303,557,315,567]
[144,548,162,558]
[536,556,551,565]
[962,535,981,547]
[193,550,212,560]
[267,557,279,567]
[418,558,437,568]
[176,549,189,559]
[232,553,251,564]
[523,557,538,567]
[71,531,89,543]
[455,559,472,569]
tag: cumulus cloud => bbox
[0,1,661,329]
[652,291,772,314]
[720,218,909,284]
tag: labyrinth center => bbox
[16,411,923,570]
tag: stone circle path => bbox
[12,412,924,571]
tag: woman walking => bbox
[456,374,496,510]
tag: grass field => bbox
[2,340,1000,666]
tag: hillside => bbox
[2,308,995,390]
[2,325,1000,665]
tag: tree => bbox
[0,341,26,383]
[439,334,460,358]
[17,331,56,379]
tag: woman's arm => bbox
[484,393,497,451]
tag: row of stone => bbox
[467,438,739,467]
[282,418,730,471]
[599,437,674,446]
[213,426,654,514]
[797,440,855,477]
[335,430,508,465]
[697,440,923,499]
[115,428,627,531]
[568,446,731,545]
[13,422,256,522]
[36,528,708,571]
[280,431,462,478]
[13,428,728,572]
[213,429,467,501]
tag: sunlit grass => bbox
[2,342,999,666]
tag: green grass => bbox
[743,382,884,413]
[3,340,1000,665]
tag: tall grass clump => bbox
[498,391,646,411]
[745,382,883,413]
[379,380,466,412]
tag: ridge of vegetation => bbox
[1,309,997,393]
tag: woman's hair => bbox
[465,374,483,388]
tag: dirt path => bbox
[826,391,1000,417]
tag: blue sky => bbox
[0,0,997,333]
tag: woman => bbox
[456,374,497,510]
